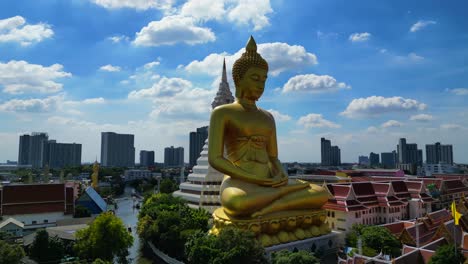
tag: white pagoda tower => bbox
[173,59,234,213]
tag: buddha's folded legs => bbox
[251,184,328,218]
[221,178,326,217]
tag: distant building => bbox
[123,169,156,182]
[100,132,135,167]
[0,218,24,238]
[422,163,457,176]
[381,151,397,169]
[189,126,208,167]
[321,138,341,166]
[0,183,74,230]
[18,132,49,168]
[164,146,184,167]
[369,152,379,166]
[45,141,82,168]
[139,150,155,167]
[18,133,81,168]
[358,156,369,166]
[397,138,423,170]
[426,142,453,165]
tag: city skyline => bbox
[1,1,468,163]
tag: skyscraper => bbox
[18,134,31,165]
[397,138,423,166]
[140,150,155,167]
[189,126,208,167]
[164,146,184,167]
[18,133,81,168]
[426,142,453,165]
[369,152,380,166]
[101,132,135,167]
[321,138,341,166]
[45,142,82,168]
[381,151,397,168]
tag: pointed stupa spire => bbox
[211,58,234,109]
[222,58,228,83]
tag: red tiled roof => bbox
[350,176,372,182]
[391,181,409,193]
[352,182,375,196]
[328,184,351,198]
[372,182,390,195]
[405,181,422,191]
[428,209,451,223]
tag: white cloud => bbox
[133,15,215,46]
[297,113,340,129]
[381,120,403,128]
[0,95,63,113]
[267,109,291,122]
[128,76,214,117]
[448,88,468,96]
[341,96,427,118]
[410,114,433,122]
[184,42,317,77]
[226,0,273,31]
[394,52,424,63]
[282,74,350,94]
[0,16,54,46]
[349,32,371,42]
[99,64,121,72]
[108,35,129,43]
[0,60,71,94]
[144,61,160,69]
[90,0,174,11]
[379,49,387,53]
[366,126,379,134]
[180,0,226,21]
[440,123,464,130]
[410,20,436,32]
[82,97,106,104]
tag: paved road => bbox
[114,187,142,263]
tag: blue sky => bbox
[0,0,467,163]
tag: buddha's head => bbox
[232,36,269,101]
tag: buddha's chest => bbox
[226,111,273,137]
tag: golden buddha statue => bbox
[208,36,330,246]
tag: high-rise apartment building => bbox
[164,146,184,167]
[397,138,423,167]
[381,151,397,169]
[321,138,341,166]
[45,141,82,168]
[189,126,208,167]
[101,132,135,167]
[18,133,81,168]
[358,156,369,165]
[369,152,380,166]
[426,142,453,165]
[140,150,155,167]
[18,134,31,165]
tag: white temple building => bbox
[173,59,234,213]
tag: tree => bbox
[92,259,113,264]
[429,244,464,264]
[74,205,91,218]
[185,227,268,264]
[137,193,209,260]
[346,224,401,257]
[272,250,320,264]
[29,229,65,263]
[0,240,25,264]
[74,212,133,263]
[159,178,178,193]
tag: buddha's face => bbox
[237,67,268,101]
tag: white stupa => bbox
[173,59,234,213]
